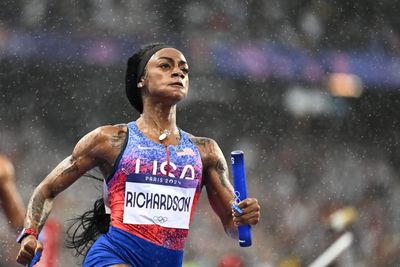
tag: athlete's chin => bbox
[169,89,188,101]
[167,84,188,92]
[158,87,188,103]
[171,93,187,103]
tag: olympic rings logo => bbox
[234,191,241,203]
[153,216,168,224]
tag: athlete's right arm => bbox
[16,125,127,266]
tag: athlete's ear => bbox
[137,77,145,88]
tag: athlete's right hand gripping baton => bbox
[231,150,252,247]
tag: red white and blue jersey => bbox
[105,121,203,250]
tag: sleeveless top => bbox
[105,121,203,250]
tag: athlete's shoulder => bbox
[189,135,218,149]
[189,136,222,165]
[95,124,128,136]
[85,124,128,143]
[73,124,128,157]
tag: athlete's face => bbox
[140,48,189,103]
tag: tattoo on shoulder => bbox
[193,137,211,148]
[111,126,127,148]
[192,137,229,187]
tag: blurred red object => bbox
[35,218,60,267]
[218,253,244,267]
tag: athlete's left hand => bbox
[232,198,260,226]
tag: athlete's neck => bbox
[137,103,179,144]
[140,104,177,130]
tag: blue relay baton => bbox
[28,251,42,267]
[231,150,252,247]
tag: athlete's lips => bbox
[169,81,184,87]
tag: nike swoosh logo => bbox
[137,145,154,150]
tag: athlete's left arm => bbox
[193,137,260,239]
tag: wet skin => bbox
[16,48,260,266]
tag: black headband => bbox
[135,44,171,83]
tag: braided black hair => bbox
[65,197,110,257]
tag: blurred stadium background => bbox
[1,0,400,266]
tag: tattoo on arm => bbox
[111,126,126,148]
[26,157,81,231]
[196,139,207,147]
[24,125,116,232]
[60,159,78,176]
[26,190,53,231]
[193,137,231,188]
[193,137,211,148]
[216,158,229,187]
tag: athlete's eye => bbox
[181,67,189,74]
[160,63,171,69]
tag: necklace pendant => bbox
[159,133,167,141]
[159,130,170,141]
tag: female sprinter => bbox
[16,43,260,267]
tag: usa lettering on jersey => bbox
[134,158,195,179]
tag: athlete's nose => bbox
[172,67,185,79]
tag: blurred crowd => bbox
[186,129,400,267]
[1,0,400,54]
[1,0,400,267]
[1,63,400,266]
